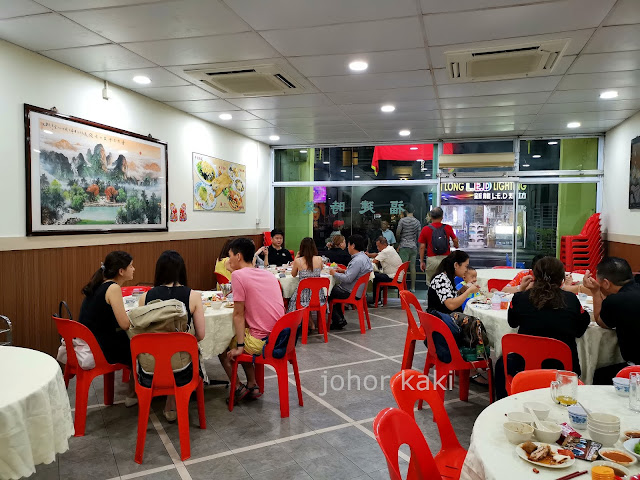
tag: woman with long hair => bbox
[428,250,479,314]
[137,250,205,421]
[494,256,591,399]
[79,250,137,404]
[214,239,234,285]
[288,237,326,329]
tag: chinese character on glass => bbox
[359,200,375,214]
[330,201,346,215]
[302,201,315,214]
[389,200,405,214]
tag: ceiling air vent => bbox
[185,63,309,97]
[445,39,569,82]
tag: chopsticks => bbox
[556,470,587,480]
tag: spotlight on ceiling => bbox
[532,154,541,158]
[600,90,618,99]
[399,129,410,136]
[300,150,307,153]
[219,113,232,120]
[269,135,280,141]
[567,122,581,129]
[348,60,368,72]
[548,141,558,145]
[133,75,151,85]
[380,105,396,113]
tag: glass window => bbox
[450,140,513,154]
[519,138,598,171]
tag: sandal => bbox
[469,372,489,386]
[246,385,262,400]
[226,382,251,405]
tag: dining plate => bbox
[624,438,640,459]
[194,181,217,210]
[516,442,575,469]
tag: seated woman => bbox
[495,256,591,399]
[138,250,205,422]
[288,237,326,330]
[428,250,480,315]
[320,235,352,267]
[214,239,233,286]
[79,250,137,405]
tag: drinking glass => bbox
[550,370,578,406]
[220,283,232,298]
[629,372,640,412]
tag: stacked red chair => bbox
[560,213,603,272]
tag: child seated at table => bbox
[456,266,481,310]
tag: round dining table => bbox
[0,346,74,480]
[461,385,640,480]
[474,268,527,290]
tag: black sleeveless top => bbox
[145,285,193,325]
[79,281,132,366]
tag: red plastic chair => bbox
[289,249,295,259]
[391,370,467,479]
[492,266,515,269]
[501,333,573,396]
[228,309,304,418]
[374,262,409,307]
[295,277,330,344]
[53,316,130,436]
[616,366,640,378]
[487,278,511,292]
[215,272,230,286]
[417,311,494,403]
[278,280,289,310]
[121,285,152,296]
[399,290,427,370]
[329,273,372,334]
[337,264,348,270]
[130,333,206,463]
[374,408,443,480]
[511,369,584,395]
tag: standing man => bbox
[381,221,396,247]
[328,235,373,330]
[419,207,458,286]
[368,236,403,306]
[396,203,421,292]
[583,257,640,384]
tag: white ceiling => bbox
[0,0,639,146]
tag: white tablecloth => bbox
[274,270,336,299]
[198,306,235,359]
[474,269,585,291]
[461,385,640,480]
[464,303,622,384]
[0,347,74,480]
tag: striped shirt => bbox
[396,216,421,250]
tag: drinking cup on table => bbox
[629,372,640,412]
[550,370,578,406]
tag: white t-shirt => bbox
[375,245,403,277]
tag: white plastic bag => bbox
[56,338,96,370]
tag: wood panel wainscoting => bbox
[0,234,262,357]
[607,241,640,272]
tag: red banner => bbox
[371,143,453,175]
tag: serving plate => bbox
[624,438,640,459]
[516,442,575,469]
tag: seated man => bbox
[220,238,285,402]
[328,234,373,330]
[263,228,293,266]
[584,257,640,384]
[368,236,402,306]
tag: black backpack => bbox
[429,224,448,255]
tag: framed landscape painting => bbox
[25,105,168,235]
[631,135,640,209]
[192,152,246,212]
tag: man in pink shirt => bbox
[219,238,284,402]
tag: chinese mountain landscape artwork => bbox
[26,106,167,234]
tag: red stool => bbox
[130,333,206,463]
[374,262,409,307]
[511,369,584,395]
[53,316,130,436]
[329,274,372,334]
[391,370,467,479]
[399,290,426,370]
[295,277,330,344]
[228,309,304,418]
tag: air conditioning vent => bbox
[445,39,569,82]
[185,62,311,97]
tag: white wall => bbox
[0,39,271,248]
[603,110,640,244]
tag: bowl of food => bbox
[567,405,588,430]
[504,421,534,444]
[592,461,630,479]
[599,448,637,466]
[623,438,640,459]
[613,377,630,396]
[534,421,563,443]
[517,441,575,468]
[623,430,640,442]
[523,402,551,420]
[507,412,534,425]
[589,425,621,447]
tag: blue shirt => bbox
[382,229,396,245]
[333,251,373,297]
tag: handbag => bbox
[55,301,96,370]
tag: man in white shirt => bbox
[368,236,403,306]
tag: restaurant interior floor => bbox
[34,301,490,480]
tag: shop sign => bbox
[441,182,527,201]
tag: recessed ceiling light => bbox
[399,130,411,136]
[322,161,330,165]
[219,113,232,120]
[410,147,418,150]
[133,75,151,85]
[548,141,558,145]
[567,122,581,128]
[269,135,280,141]
[355,175,360,178]
[340,169,347,173]
[380,104,396,113]
[532,154,541,158]
[348,60,368,72]
[300,149,307,153]
[43,129,52,134]
[522,163,530,167]
[600,90,618,99]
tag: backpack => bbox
[127,299,193,373]
[261,324,302,360]
[425,310,461,363]
[449,311,490,361]
[429,224,449,255]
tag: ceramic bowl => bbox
[503,421,534,444]
[589,412,621,426]
[613,377,630,396]
[567,405,588,430]
[507,412,534,425]
[589,425,621,447]
[599,448,637,466]
[534,421,563,443]
[523,401,551,420]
